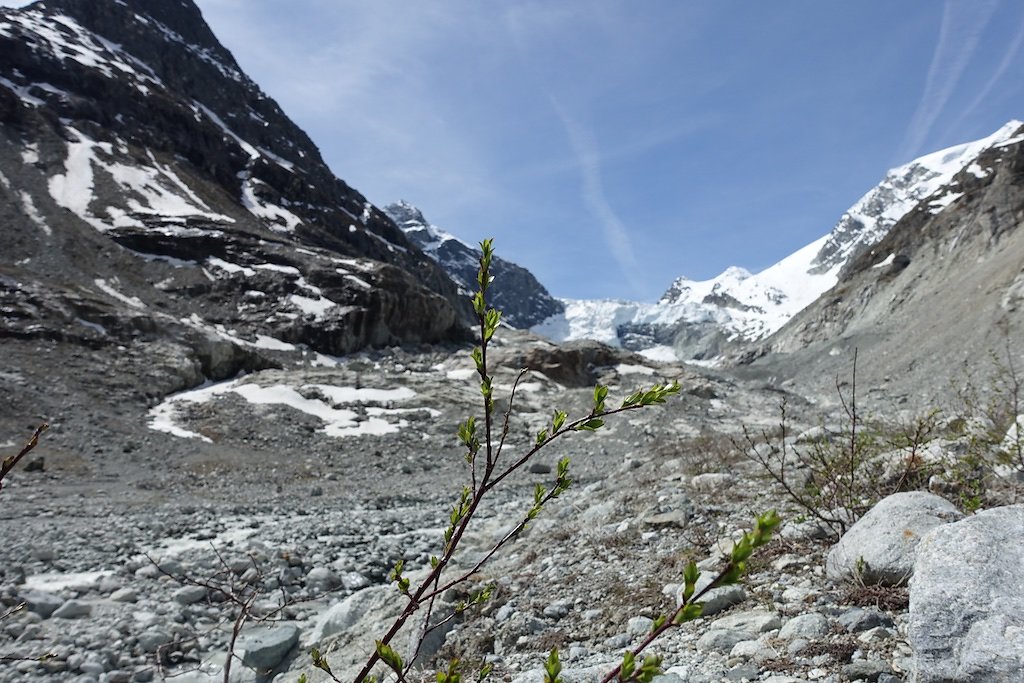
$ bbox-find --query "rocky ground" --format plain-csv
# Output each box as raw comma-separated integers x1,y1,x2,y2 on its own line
1,331,1021,683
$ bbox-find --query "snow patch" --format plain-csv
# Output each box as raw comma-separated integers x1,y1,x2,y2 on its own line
19,191,51,236
94,278,145,309
147,379,419,441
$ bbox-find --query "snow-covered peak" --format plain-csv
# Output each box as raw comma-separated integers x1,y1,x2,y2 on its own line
811,119,1023,273
535,120,1024,358
385,201,475,258
384,201,565,328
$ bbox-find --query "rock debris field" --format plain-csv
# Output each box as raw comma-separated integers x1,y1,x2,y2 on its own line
2,339,1023,683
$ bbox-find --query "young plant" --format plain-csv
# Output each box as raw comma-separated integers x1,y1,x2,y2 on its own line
312,240,682,682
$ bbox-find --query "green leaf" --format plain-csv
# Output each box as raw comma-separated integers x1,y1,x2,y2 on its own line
683,561,700,600
534,483,547,504
621,389,644,408
552,410,567,433
593,384,609,412
543,648,562,683
536,428,548,446
620,651,635,679
375,640,403,673
637,654,664,682
576,418,604,431
310,647,332,675
673,602,703,624
651,614,666,631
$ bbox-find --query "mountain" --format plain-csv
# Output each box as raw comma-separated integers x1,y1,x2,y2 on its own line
0,0,476,433
384,201,564,328
740,121,1024,408
533,121,1024,361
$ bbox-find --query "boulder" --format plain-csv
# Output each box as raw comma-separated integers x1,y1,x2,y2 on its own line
826,491,963,585
909,505,1024,682
51,600,91,619
236,623,299,670
20,590,63,618
778,612,830,639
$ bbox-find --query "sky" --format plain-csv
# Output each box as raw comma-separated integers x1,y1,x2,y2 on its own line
5,1,1024,302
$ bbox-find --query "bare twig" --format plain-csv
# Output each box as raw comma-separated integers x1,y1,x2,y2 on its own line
0,423,49,493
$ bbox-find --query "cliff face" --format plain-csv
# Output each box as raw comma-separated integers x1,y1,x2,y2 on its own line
0,0,478,369
0,0,479,439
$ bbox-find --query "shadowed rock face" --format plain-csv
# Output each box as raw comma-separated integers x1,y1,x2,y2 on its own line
0,0,476,429
385,201,565,329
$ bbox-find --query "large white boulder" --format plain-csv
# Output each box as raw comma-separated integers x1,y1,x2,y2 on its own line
826,491,963,585
909,505,1024,682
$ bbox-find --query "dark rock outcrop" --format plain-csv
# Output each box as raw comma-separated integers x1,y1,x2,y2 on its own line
0,0,473,439
386,201,563,328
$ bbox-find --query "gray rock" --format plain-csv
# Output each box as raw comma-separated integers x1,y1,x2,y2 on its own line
172,585,207,605
305,566,338,589
724,664,760,681
626,616,653,635
696,628,750,653
779,612,830,639
841,659,893,681
697,612,777,657
826,491,963,586
21,590,63,618
690,473,735,492
31,547,57,562
909,505,1024,682
109,587,138,603
838,607,894,633
543,601,570,620
340,571,371,590
652,675,686,683
730,638,779,661
52,600,91,619
237,623,299,670
710,609,782,633
604,633,632,649
137,629,174,654
780,518,834,541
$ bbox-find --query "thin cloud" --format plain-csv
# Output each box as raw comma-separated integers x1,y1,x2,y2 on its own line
943,7,1024,134
550,97,644,297
899,0,999,160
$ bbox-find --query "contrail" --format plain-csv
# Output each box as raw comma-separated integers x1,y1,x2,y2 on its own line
944,5,1024,134
550,97,645,298
899,0,998,161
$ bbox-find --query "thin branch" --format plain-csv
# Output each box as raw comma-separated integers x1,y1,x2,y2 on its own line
0,423,49,492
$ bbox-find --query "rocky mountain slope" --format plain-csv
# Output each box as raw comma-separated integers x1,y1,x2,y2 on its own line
740,122,1024,410
385,201,564,328
533,121,1024,362
0,0,475,440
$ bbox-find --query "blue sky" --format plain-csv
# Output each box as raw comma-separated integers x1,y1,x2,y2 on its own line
6,1,1024,301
